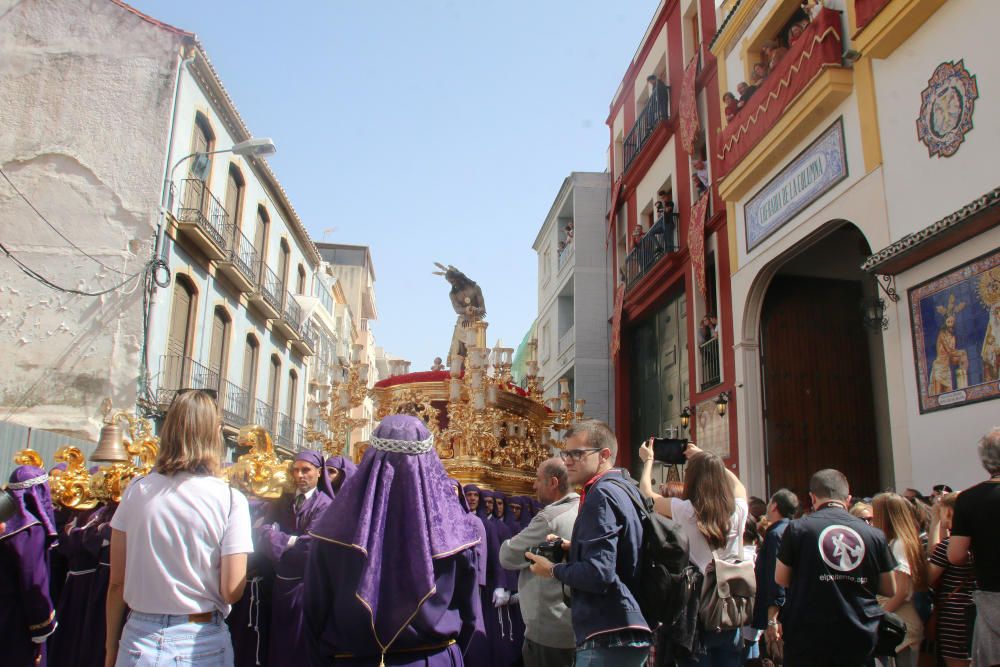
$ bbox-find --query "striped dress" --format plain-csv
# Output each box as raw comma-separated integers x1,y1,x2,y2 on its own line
929,538,976,660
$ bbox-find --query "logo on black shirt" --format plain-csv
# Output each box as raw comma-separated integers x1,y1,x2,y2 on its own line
818,525,865,572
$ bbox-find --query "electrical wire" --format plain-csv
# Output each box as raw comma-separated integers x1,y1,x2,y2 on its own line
0,166,118,272
0,241,143,296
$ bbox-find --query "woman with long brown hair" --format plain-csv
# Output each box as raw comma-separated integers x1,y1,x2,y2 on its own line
872,492,927,667
104,390,253,667
639,441,748,667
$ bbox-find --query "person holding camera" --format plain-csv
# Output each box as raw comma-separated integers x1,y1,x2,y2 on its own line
524,420,650,667
638,440,748,666
499,458,579,667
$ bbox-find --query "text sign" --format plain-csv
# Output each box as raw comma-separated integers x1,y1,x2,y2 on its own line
744,118,848,252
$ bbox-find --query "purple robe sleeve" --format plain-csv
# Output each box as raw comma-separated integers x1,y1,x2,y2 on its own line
11,526,57,642
455,547,486,655
257,523,292,563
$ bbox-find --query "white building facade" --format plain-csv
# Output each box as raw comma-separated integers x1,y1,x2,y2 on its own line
532,172,614,425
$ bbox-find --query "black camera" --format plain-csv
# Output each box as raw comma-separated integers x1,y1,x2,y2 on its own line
653,437,688,465
526,537,566,563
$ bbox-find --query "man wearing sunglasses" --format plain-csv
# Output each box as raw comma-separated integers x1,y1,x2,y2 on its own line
524,420,650,666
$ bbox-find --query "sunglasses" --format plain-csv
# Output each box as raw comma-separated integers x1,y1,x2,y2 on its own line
558,447,603,463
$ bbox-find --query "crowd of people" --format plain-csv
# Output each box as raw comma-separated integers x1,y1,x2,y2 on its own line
1,392,998,667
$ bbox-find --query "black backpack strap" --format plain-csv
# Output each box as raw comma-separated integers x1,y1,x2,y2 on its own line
606,476,652,522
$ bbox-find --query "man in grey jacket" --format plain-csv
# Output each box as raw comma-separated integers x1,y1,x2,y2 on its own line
499,457,579,667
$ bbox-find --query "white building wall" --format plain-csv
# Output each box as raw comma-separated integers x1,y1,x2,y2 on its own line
532,173,613,425
0,0,182,439
869,0,1000,491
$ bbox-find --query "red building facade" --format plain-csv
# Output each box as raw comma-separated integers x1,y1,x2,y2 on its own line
607,0,737,476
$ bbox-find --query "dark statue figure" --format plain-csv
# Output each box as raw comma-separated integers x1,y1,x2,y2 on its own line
433,263,486,361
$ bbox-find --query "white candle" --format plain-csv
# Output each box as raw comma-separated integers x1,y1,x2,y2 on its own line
449,378,461,401
473,392,486,410
487,384,498,405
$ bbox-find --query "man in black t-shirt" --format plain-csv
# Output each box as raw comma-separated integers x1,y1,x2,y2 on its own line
948,428,1000,666
775,469,896,667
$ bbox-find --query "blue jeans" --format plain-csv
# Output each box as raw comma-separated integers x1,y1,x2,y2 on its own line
115,611,234,666
676,628,743,667
575,645,649,666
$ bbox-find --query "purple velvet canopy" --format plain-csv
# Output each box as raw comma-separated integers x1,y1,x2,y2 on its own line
1,465,58,545
309,414,482,655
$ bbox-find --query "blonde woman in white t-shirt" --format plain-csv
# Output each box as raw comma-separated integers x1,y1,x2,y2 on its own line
104,390,254,667
638,442,749,667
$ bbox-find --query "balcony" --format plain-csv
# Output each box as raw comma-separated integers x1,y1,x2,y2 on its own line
700,337,721,391
557,325,575,359
852,0,947,58
220,379,251,427
558,242,574,270
172,179,230,261
275,412,306,451
217,224,260,293
249,262,283,321
273,290,303,342
623,85,670,174
254,398,275,431
716,8,851,201
156,355,219,407
293,319,317,357
625,213,679,290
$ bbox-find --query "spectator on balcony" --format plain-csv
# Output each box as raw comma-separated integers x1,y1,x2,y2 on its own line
631,224,644,250
787,21,807,48
257,451,334,667
700,314,719,344
558,240,566,255
737,81,757,106
647,73,669,106
750,62,769,87
692,160,710,196
723,92,740,122
802,0,823,22
565,221,574,244
762,40,789,75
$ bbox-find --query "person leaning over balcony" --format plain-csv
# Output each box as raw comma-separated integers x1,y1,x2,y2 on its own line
105,390,253,667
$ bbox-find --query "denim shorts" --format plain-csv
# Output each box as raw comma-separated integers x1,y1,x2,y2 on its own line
115,611,234,667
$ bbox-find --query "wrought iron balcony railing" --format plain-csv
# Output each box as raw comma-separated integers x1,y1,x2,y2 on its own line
625,213,679,290
220,378,250,427
157,355,219,406
700,337,721,391
623,86,671,174
255,399,275,432
173,179,230,251
258,263,284,315
225,223,260,286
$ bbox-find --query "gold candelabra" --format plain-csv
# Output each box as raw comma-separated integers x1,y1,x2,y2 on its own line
306,343,372,456
548,377,586,435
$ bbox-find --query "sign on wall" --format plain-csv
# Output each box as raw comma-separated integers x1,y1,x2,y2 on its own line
744,118,848,252
909,248,1000,413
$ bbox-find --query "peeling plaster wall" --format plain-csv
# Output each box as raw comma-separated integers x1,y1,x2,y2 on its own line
0,0,182,439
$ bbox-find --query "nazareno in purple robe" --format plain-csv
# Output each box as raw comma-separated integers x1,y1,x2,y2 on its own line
258,450,336,667
305,415,484,666
489,493,521,667
47,506,102,667
227,497,275,667
0,465,59,667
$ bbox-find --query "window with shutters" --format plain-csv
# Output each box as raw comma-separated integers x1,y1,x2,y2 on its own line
224,164,245,231
191,114,215,175
296,265,306,295
253,206,270,274
267,355,281,412
243,335,260,398
287,370,298,419
166,276,198,391
208,307,231,387
277,240,291,305
183,114,215,213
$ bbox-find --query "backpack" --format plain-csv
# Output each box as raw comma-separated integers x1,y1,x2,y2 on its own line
697,551,756,632
607,478,690,628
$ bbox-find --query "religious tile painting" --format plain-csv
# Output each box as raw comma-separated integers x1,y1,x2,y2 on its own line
694,397,730,458
909,248,1000,413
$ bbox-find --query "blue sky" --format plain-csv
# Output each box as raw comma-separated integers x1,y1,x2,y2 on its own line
130,1,655,367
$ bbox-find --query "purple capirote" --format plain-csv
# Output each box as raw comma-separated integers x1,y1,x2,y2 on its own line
306,414,483,661
2,465,58,544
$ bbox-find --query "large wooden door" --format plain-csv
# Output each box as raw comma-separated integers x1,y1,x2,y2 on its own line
760,276,880,499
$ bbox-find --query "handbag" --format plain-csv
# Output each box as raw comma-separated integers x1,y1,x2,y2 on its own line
698,552,756,632
875,610,907,656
